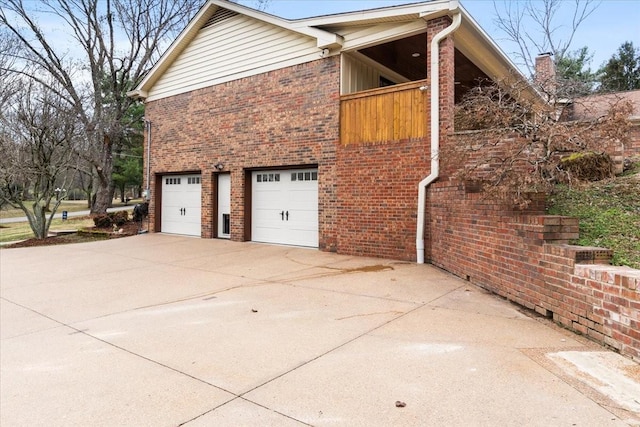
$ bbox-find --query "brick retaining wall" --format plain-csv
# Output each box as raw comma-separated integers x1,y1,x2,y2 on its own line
427,180,640,360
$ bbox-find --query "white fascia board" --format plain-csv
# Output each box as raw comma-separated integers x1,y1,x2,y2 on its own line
293,0,452,27
455,4,542,101
455,3,523,80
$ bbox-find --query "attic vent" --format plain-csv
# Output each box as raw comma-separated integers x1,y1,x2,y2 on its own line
202,9,238,28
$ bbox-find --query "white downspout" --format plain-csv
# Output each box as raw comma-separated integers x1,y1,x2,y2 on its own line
144,119,151,201
416,10,461,264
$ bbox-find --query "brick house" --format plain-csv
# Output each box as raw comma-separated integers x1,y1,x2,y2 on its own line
128,0,524,262
130,0,640,359
567,89,640,170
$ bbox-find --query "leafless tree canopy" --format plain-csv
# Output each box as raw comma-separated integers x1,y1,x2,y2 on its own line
0,0,203,213
234,0,271,11
0,81,78,238
449,76,633,208
493,0,599,77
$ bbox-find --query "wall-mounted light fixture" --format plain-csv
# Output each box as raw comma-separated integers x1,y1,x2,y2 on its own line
214,163,225,171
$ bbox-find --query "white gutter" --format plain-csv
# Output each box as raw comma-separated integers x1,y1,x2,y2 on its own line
416,10,461,264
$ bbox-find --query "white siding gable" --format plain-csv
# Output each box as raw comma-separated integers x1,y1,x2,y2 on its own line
147,10,322,101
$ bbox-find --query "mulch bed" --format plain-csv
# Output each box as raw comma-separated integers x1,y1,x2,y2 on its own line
4,221,143,249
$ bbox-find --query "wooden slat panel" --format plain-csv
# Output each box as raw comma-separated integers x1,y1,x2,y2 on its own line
392,91,401,140
340,79,428,145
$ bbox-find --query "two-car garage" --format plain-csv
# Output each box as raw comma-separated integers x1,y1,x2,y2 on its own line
159,168,318,247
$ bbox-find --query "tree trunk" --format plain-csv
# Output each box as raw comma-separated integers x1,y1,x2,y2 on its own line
90,135,115,214
92,182,114,214
25,203,47,239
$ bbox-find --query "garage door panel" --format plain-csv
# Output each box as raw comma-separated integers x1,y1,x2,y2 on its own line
252,169,318,248
161,175,201,237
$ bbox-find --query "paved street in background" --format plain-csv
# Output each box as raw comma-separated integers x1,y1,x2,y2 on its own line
0,205,133,224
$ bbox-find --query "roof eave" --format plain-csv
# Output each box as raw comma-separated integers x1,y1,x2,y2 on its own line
126,89,148,101
129,0,218,98
293,0,454,27
130,0,539,104
453,4,541,102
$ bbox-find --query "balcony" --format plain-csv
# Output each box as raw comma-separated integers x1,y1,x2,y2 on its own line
340,79,430,145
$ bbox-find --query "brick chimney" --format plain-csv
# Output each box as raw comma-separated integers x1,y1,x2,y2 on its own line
534,52,556,99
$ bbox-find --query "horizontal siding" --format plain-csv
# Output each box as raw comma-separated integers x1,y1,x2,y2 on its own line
147,14,320,101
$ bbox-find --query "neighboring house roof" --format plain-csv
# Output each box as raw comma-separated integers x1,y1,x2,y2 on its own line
569,89,640,122
128,0,523,102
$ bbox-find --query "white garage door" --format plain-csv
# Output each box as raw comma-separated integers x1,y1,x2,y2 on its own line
252,169,318,247
161,174,201,236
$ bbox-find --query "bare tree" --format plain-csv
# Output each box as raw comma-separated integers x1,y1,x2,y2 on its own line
0,27,18,109
0,0,203,213
448,76,633,208
0,81,78,238
234,0,270,11
493,0,599,77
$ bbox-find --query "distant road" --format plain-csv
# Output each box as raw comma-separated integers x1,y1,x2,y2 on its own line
0,205,133,224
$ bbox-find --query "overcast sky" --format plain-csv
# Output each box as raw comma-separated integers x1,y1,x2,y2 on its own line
240,0,640,71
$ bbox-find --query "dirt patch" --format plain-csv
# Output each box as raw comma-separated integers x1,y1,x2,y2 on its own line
4,221,142,249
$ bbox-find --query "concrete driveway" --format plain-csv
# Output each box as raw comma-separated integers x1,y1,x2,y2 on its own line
1,234,639,426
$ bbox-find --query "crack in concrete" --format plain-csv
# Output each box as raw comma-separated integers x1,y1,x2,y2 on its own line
335,310,405,320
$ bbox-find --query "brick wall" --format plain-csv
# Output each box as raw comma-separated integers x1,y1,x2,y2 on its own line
427,178,640,360
628,122,640,160
580,122,639,174
336,138,429,260
572,264,640,359
429,83,640,360
143,57,341,246
334,17,455,261
142,15,456,260
567,89,640,167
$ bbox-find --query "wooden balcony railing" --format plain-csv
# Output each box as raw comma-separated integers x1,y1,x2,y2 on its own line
340,79,429,145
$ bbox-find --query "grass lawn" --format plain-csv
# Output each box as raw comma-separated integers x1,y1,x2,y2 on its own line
1,201,89,220
0,216,96,243
0,199,142,220
547,168,640,269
